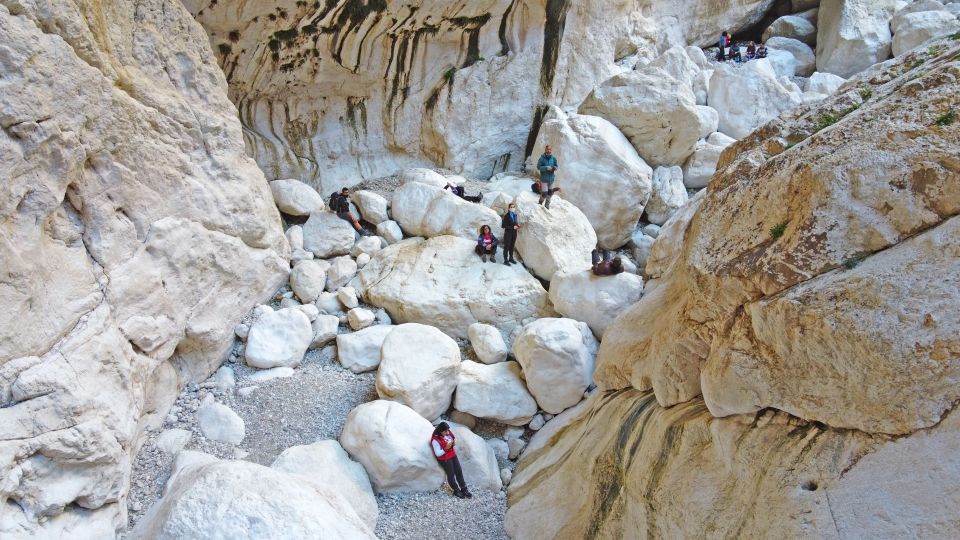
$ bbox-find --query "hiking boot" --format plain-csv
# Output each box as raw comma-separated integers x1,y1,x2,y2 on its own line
481,254,487,263
462,489,473,499
509,258,518,264
454,490,466,499
503,259,510,265
537,195,545,205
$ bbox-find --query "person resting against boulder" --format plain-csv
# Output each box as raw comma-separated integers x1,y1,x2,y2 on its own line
475,225,499,263
591,249,624,276
445,182,483,203
330,187,371,235
431,422,471,499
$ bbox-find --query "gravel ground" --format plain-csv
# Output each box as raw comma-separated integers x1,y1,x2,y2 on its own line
376,490,509,540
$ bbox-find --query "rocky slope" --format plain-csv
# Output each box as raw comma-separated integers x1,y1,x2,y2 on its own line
505,35,960,537
182,0,780,191
0,1,287,537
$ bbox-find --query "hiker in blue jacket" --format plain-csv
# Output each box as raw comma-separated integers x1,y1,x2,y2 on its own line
536,145,559,208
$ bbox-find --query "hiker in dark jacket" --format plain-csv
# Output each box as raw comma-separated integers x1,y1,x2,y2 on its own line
444,182,483,203
332,188,369,235
475,225,499,263
501,203,520,265
756,42,768,59
591,249,624,276
431,422,471,498
536,145,559,207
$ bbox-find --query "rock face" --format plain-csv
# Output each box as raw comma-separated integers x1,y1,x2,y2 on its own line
130,451,376,539
391,181,501,241
891,10,960,57
340,400,445,493
816,0,898,78
549,270,645,337
454,361,538,426
184,0,775,190
506,391,960,539
580,69,701,167
376,324,462,421
513,193,597,281
0,2,288,535
358,236,554,339
513,319,599,414
530,108,653,248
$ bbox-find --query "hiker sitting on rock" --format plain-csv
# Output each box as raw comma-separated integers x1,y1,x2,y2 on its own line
746,41,757,61
331,188,370,235
431,422,472,499
444,182,483,203
536,145,559,208
475,225,499,263
591,249,624,276
756,41,768,59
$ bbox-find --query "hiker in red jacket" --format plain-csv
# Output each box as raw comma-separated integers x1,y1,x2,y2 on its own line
431,422,472,498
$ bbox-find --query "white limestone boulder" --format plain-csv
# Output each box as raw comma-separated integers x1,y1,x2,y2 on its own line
286,225,304,251
336,325,394,373
468,323,509,364
579,68,701,167
398,168,448,188
351,236,383,258
485,174,537,200
530,108,653,249
549,270,645,337
130,452,375,539
682,133,736,189
376,220,404,244
513,193,596,280
358,236,554,339
648,45,703,90
806,72,847,95
271,440,378,529
270,179,325,216
337,287,359,309
763,14,818,45
632,233,657,272
350,190,389,225
310,314,339,349
454,361,538,426
695,106,720,139
376,324,461,421
315,291,344,315
447,423,503,490
392,181,500,241
512,319,599,414
646,166,689,225
339,400,445,493
289,260,329,303
303,212,355,258
244,307,313,369
326,256,358,292
816,0,898,78
348,308,375,331
196,401,245,445
709,60,802,139
767,37,816,77
892,10,960,57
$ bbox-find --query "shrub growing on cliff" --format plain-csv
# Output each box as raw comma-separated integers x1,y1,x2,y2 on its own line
935,111,956,126
769,222,787,239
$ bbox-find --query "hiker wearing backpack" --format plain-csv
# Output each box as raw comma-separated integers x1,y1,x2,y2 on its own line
330,188,369,235
536,145,559,208
431,422,472,499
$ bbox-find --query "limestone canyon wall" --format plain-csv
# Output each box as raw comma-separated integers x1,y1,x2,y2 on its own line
506,36,960,537
184,0,778,192
0,1,288,537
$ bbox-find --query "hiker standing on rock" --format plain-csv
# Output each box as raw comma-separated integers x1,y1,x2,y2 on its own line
536,145,560,208
331,187,370,235
431,422,472,499
501,202,520,265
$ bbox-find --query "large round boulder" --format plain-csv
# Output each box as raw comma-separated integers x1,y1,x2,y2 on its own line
336,324,394,373
302,212,355,259
391,181,500,241
708,60,801,139
549,270,645,337
513,192,596,281
244,306,313,369
512,318,599,414
270,179,325,216
376,324,461,421
468,323,509,364
454,361,538,426
339,400,444,493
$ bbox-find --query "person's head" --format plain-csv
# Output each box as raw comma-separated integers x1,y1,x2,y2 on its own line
433,422,450,437
507,203,516,213
611,257,624,273
722,31,729,37
340,187,349,195
544,145,552,155
749,41,755,46
760,41,765,47
479,225,491,235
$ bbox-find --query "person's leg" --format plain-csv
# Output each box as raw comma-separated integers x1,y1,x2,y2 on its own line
592,249,602,266
452,456,469,497
439,459,461,495
502,235,512,264
544,186,555,209
489,245,498,260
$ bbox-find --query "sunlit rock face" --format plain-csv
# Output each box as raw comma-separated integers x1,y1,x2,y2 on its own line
184,0,778,191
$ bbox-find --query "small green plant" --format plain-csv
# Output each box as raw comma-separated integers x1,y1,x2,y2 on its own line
952,31,960,41
910,58,925,69
928,45,941,57
816,113,839,131
769,222,787,239
844,258,862,270
859,88,873,101
935,110,956,126
444,67,457,81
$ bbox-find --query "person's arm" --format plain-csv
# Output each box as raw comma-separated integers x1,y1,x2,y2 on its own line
501,214,509,229
432,439,445,457
491,235,499,247
551,156,558,171
537,155,548,174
